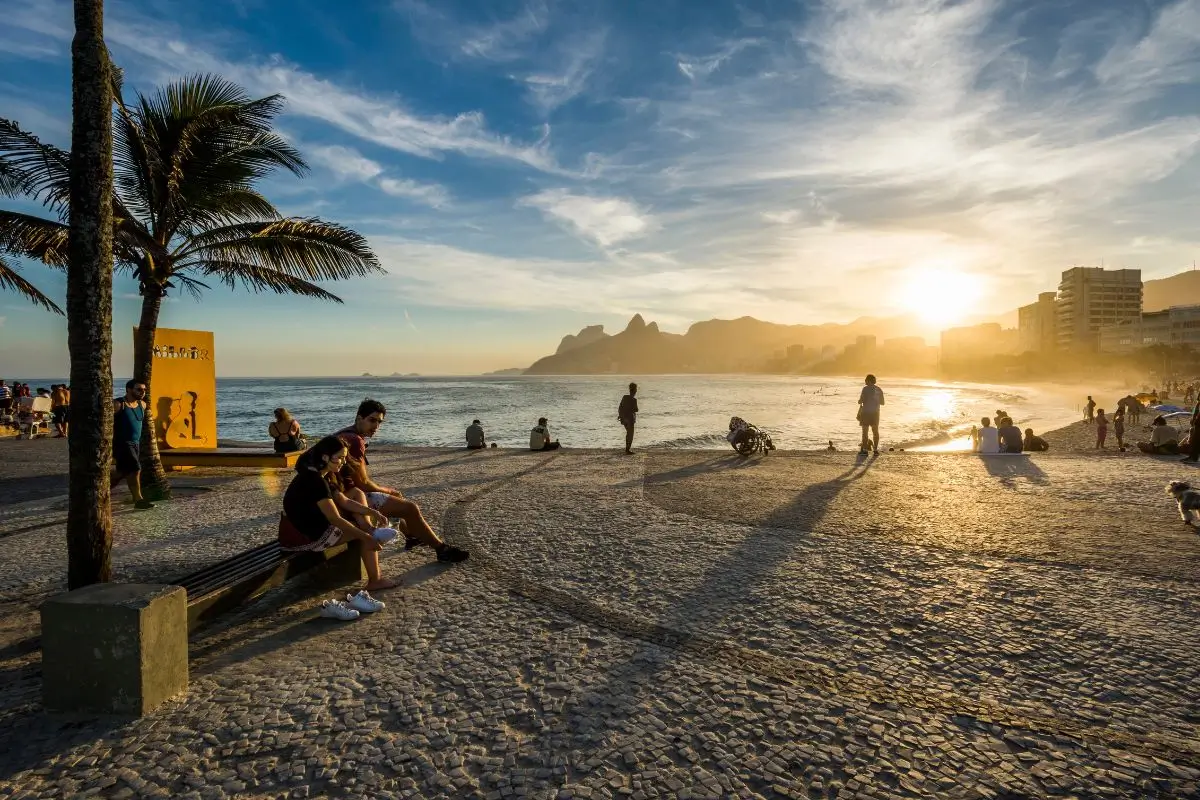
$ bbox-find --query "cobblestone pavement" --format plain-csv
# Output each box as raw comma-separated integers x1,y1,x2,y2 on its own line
0,445,1197,799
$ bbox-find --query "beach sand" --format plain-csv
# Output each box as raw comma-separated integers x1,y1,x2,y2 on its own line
0,437,1197,798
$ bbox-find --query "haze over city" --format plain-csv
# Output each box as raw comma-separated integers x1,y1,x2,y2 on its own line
2,0,1199,375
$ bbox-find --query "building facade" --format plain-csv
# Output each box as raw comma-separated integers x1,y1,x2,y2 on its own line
1098,305,1200,354
1018,291,1058,353
940,323,1019,364
1055,267,1142,350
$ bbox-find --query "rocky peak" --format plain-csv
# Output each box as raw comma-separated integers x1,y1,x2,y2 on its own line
555,324,609,355
624,314,647,333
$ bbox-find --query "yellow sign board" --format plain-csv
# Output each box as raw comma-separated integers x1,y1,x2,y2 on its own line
133,328,217,450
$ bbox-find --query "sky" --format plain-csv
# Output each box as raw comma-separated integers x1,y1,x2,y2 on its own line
1,0,1199,376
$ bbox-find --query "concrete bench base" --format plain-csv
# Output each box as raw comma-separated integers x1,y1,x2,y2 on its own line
161,447,303,471
41,583,188,716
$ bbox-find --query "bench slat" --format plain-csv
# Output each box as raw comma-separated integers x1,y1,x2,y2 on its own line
182,550,288,597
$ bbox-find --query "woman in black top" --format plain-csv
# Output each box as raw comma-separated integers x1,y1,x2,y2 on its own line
280,436,401,591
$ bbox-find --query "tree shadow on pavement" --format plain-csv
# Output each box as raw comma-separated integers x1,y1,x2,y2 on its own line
980,455,1049,487
568,455,878,758
0,474,69,506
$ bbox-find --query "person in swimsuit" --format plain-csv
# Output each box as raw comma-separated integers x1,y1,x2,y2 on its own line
269,407,305,453
111,379,154,509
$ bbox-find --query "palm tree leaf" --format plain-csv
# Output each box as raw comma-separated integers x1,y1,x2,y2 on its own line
176,217,382,281
0,210,70,266
172,272,210,301
0,253,63,313
191,259,345,302
175,187,280,235
0,118,71,215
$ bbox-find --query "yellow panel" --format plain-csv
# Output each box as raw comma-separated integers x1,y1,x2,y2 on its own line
134,328,217,451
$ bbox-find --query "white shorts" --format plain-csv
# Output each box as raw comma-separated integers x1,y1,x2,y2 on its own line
367,492,390,510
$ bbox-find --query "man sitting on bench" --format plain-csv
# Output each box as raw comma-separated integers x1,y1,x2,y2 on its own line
337,399,469,563
280,435,400,593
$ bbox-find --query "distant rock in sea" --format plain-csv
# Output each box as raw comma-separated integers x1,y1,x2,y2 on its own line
362,372,373,377
485,367,526,376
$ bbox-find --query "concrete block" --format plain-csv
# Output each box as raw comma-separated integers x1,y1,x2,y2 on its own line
41,583,188,716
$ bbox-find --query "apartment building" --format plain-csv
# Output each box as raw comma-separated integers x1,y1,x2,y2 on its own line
1056,267,1142,350
1018,291,1058,353
1098,305,1200,354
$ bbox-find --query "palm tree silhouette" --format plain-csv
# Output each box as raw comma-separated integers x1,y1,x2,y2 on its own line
0,73,383,498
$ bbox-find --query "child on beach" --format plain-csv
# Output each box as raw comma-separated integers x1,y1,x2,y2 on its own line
1095,410,1108,448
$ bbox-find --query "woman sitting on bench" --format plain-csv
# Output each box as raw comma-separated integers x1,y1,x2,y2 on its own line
279,435,403,591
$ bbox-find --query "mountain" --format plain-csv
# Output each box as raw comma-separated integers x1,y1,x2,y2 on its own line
525,313,935,375
555,324,610,354
1143,270,1200,312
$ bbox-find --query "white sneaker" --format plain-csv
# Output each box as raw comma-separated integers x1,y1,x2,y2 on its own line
320,599,360,620
346,590,385,614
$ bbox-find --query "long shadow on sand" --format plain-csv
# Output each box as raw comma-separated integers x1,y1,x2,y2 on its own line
566,453,878,767
980,454,1049,487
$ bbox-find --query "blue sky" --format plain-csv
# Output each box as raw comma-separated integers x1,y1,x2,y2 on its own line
1,0,1199,375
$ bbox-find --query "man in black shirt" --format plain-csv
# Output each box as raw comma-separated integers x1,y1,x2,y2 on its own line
618,382,639,454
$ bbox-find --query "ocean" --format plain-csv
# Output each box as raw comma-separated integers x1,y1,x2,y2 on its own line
209,375,1083,451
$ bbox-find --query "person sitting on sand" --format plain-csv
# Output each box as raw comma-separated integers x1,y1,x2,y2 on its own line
1095,409,1108,449
977,417,1000,454
529,417,561,451
269,407,305,453
1023,428,1049,452
997,416,1023,453
278,435,399,596
1137,416,1180,455
336,399,469,563
466,419,486,450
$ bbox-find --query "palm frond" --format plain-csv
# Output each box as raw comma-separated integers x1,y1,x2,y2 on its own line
172,272,210,301
0,253,62,313
191,259,345,302
176,217,382,281
0,210,70,267
0,118,71,215
174,187,280,237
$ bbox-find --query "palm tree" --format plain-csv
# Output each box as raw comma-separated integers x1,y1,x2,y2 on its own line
0,74,383,499
0,161,62,313
65,0,115,588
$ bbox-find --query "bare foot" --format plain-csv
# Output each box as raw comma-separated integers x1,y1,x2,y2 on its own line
365,577,403,591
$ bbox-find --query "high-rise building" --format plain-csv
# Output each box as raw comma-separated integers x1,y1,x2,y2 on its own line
1018,291,1058,353
1055,267,1142,350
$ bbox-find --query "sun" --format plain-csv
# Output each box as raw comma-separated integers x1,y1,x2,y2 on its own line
898,268,985,328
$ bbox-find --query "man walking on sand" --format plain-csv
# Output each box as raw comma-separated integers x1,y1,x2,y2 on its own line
1084,396,1096,423
111,380,155,509
336,399,468,563
619,382,639,454
857,374,884,455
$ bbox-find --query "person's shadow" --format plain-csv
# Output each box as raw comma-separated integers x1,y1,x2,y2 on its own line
979,454,1049,487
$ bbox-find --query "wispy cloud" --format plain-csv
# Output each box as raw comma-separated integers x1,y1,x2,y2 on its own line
519,190,654,247
676,38,760,80
519,29,607,113
378,177,450,209
307,144,384,182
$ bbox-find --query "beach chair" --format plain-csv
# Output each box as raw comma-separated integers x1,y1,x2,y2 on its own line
16,396,52,439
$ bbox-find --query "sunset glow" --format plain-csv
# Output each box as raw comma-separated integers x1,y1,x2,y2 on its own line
898,269,985,328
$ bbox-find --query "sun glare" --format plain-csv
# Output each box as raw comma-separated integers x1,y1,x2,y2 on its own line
898,268,985,328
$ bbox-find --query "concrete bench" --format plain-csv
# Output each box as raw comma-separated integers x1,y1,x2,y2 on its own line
41,538,364,716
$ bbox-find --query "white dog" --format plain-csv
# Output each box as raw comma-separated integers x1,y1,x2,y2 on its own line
1166,480,1200,525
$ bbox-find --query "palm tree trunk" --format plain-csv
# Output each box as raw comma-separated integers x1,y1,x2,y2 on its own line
65,0,114,588
134,290,172,501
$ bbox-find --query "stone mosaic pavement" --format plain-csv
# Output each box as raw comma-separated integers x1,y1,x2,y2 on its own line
0,439,1198,799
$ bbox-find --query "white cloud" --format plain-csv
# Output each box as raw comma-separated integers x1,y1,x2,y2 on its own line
519,190,654,247
307,144,384,182
378,177,450,209
677,38,760,80
520,29,607,113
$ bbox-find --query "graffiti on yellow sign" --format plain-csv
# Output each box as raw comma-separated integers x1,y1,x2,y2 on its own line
134,327,217,450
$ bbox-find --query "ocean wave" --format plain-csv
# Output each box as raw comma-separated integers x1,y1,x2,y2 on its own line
653,432,735,449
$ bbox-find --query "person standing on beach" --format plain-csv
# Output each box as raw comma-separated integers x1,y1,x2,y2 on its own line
336,399,469,563
1183,401,1200,463
51,384,69,438
1113,407,1126,450
1095,409,1108,448
1084,396,1096,423
857,374,884,454
111,380,154,509
618,383,639,454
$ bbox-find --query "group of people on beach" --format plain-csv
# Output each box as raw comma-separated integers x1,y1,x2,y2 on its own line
462,382,641,453
0,379,70,438
969,413,1048,454
1080,390,1200,461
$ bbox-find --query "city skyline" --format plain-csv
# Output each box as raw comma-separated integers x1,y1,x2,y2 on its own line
1,0,1199,376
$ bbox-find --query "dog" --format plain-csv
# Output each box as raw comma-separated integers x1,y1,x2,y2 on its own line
1166,480,1200,525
